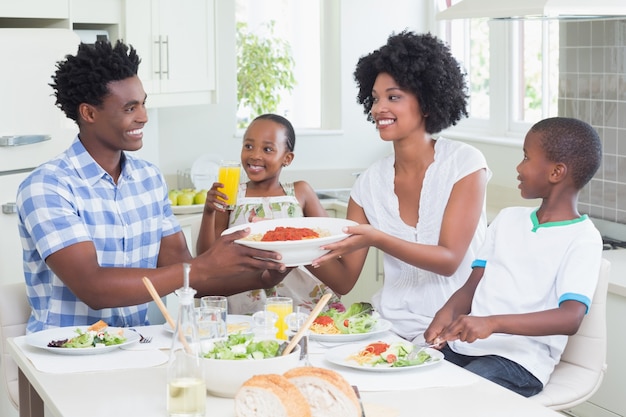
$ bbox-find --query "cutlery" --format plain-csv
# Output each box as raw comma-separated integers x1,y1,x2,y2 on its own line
408,341,441,360
279,293,332,356
129,328,152,343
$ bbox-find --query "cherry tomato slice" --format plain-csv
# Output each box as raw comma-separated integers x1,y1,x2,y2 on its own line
385,354,397,363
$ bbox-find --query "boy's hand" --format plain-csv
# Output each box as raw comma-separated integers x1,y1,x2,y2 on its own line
440,315,495,343
424,308,454,345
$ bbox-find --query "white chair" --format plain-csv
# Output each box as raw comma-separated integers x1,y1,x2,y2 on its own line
531,257,610,410
0,282,31,410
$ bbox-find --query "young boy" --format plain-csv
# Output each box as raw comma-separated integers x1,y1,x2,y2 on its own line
424,117,603,397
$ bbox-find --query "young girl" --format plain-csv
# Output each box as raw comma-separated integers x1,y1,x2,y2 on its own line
196,113,344,314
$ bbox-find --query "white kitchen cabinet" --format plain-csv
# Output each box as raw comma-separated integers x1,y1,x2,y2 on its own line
124,0,216,107
0,0,68,19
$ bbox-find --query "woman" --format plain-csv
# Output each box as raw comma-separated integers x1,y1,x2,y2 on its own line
310,31,491,341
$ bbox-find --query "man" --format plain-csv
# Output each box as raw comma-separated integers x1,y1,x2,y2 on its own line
17,40,287,332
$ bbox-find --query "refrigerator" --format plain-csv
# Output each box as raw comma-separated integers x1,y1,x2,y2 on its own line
0,28,80,417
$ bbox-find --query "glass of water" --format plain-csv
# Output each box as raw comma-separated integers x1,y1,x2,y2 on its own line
200,296,227,337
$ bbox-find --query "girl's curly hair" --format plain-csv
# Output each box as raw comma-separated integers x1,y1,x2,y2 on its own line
50,40,141,124
353,31,468,134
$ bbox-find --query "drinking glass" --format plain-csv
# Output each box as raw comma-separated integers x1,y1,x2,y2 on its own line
251,310,278,339
265,297,293,340
286,308,310,365
217,161,241,210
200,296,227,337
195,307,223,344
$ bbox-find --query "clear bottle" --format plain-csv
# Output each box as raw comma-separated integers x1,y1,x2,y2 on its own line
167,263,206,417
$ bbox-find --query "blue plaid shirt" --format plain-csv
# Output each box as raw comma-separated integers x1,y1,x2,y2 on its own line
17,137,181,333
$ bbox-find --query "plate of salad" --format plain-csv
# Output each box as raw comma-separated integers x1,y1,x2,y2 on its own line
325,340,443,372
309,302,392,342
25,325,139,355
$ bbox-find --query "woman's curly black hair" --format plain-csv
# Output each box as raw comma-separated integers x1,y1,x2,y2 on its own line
50,40,141,124
353,31,468,134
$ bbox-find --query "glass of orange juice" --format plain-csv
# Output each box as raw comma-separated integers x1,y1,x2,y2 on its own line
217,161,241,210
265,297,293,340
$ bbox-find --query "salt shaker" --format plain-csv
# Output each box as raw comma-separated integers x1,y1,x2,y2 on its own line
167,263,206,417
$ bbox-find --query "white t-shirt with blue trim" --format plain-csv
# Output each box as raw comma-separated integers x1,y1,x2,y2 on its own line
449,206,602,385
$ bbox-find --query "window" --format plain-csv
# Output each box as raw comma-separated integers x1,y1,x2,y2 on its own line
235,0,339,130
437,1,560,139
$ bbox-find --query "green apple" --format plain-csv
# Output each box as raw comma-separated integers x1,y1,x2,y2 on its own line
177,191,195,206
194,190,208,205
168,189,181,206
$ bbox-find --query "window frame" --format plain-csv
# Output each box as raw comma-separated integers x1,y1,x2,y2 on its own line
235,0,341,132
435,13,558,144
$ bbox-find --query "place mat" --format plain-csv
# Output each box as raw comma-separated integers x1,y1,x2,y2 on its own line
14,335,168,374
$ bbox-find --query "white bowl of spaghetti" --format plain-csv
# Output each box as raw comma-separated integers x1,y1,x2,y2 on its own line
222,217,357,267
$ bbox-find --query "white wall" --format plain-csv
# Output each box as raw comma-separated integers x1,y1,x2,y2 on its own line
154,0,431,186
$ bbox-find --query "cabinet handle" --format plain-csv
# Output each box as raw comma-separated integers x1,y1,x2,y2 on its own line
0,135,51,147
162,36,169,79
2,202,17,215
154,36,162,77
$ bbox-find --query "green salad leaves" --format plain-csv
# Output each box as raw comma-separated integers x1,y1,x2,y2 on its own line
317,302,378,334
48,328,127,348
203,333,281,360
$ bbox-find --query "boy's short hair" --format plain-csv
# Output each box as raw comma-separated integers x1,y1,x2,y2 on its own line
530,117,602,189
50,40,141,123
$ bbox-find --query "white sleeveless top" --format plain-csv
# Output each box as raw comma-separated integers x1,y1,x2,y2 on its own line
352,137,490,340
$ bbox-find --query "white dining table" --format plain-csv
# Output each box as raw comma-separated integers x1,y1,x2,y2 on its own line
8,324,564,417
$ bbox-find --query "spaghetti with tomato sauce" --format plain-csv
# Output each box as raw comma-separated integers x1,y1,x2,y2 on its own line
261,226,320,241
347,341,391,365
243,226,331,242
309,315,341,335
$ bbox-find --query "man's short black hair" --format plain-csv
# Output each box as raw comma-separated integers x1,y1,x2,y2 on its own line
50,40,141,123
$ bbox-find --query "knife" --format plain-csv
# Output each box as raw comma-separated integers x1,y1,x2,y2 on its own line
352,385,366,417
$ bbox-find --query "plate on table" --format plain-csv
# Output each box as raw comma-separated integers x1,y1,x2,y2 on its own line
171,204,205,215
309,318,392,343
325,342,443,372
222,217,357,267
25,326,140,355
163,314,254,334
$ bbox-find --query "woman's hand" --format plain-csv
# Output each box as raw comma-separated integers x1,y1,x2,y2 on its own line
311,223,375,266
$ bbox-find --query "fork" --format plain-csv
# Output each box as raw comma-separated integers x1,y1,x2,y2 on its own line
129,328,152,343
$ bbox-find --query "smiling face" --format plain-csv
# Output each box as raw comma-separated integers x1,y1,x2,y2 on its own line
85,75,148,154
241,118,294,183
516,131,555,199
370,72,425,141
